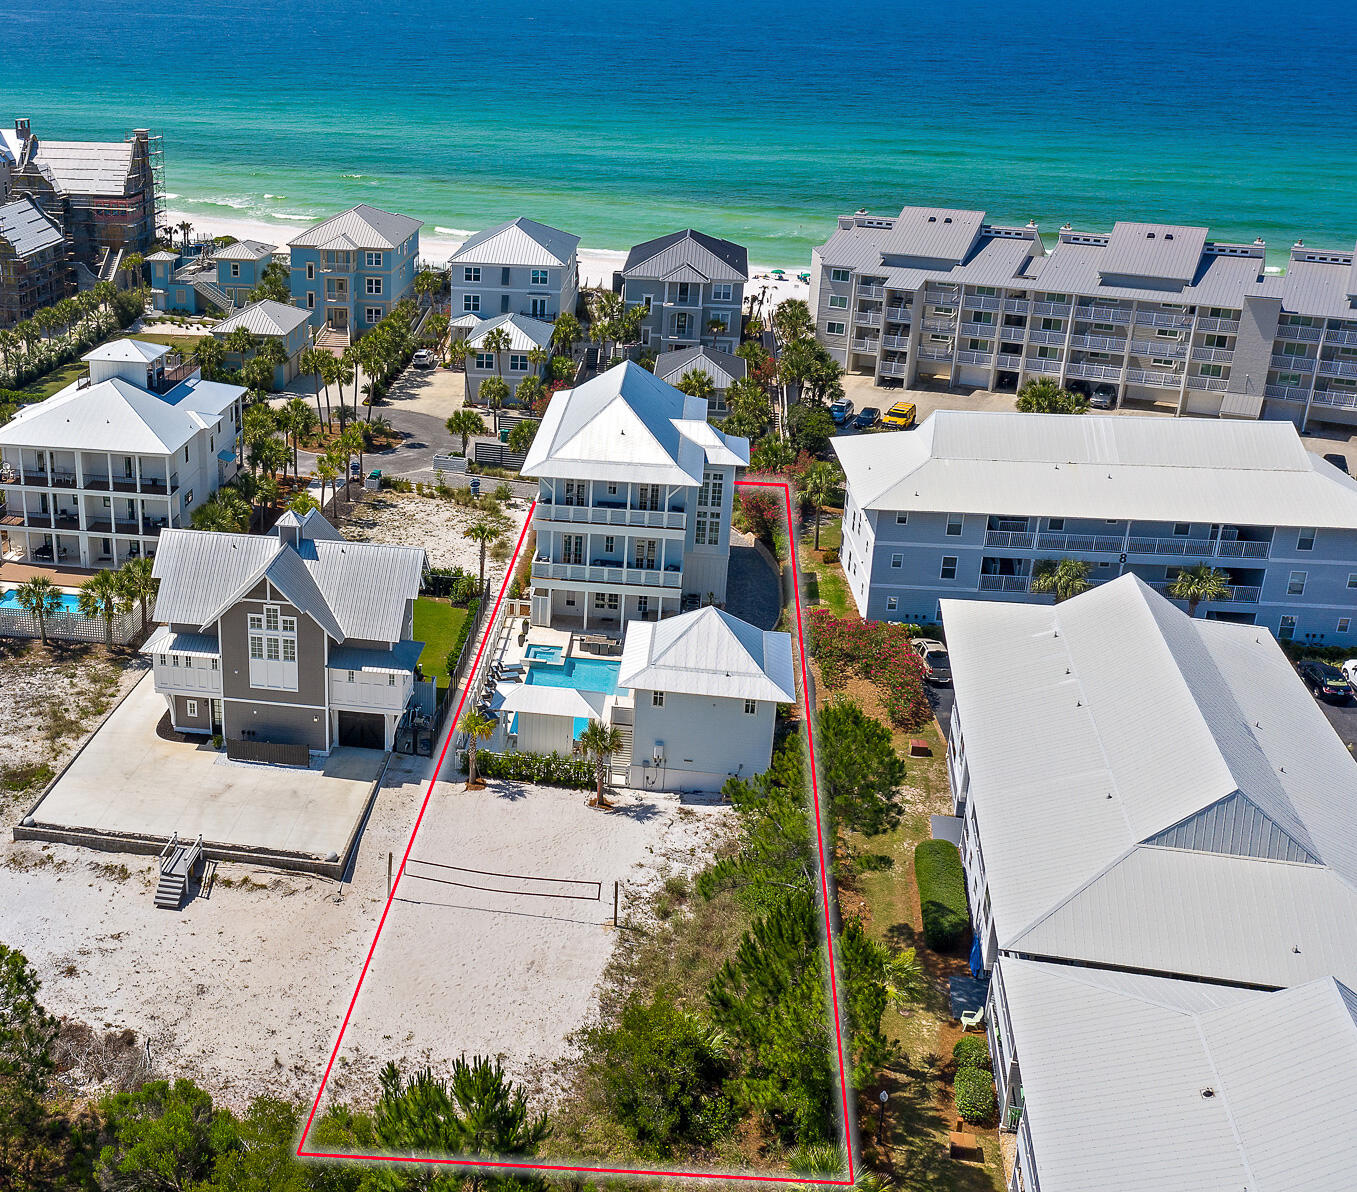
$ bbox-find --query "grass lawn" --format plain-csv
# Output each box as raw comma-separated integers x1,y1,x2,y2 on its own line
412,597,467,689
13,333,202,402
798,515,853,617
130,332,206,356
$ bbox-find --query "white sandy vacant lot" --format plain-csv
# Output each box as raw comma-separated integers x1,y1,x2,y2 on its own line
319,779,729,1108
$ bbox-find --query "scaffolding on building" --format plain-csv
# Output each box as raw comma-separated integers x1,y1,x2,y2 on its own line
139,129,168,244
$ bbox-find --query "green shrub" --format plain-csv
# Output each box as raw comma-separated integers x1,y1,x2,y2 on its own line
460,749,592,788
952,1034,991,1073
954,1066,996,1125
914,840,968,951
443,598,480,681
821,547,839,564
493,482,514,501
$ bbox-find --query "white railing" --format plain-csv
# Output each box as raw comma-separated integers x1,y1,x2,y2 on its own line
1073,304,1131,324
978,574,1031,592
885,305,911,322
0,603,146,644
956,349,993,365
1024,357,1062,374
1276,323,1322,342
1325,329,1357,347
857,284,885,299
1026,329,1067,345
535,503,685,530
1002,298,1030,313
1271,354,1315,371
1318,358,1357,379
882,333,910,350
1154,582,1261,604
1037,532,1125,553
1128,536,1268,559
1032,300,1073,317
997,353,1022,369
532,560,683,588
1134,310,1193,330
923,316,955,333
1192,347,1235,363
856,310,882,327
851,338,878,353
1131,339,1186,359
1071,333,1126,352
925,286,960,302
1186,375,1230,392
1196,316,1240,333
1311,388,1357,410
959,321,997,337
1065,361,1122,380
878,360,909,377
1264,384,1309,402
1126,368,1181,388
916,345,953,361
964,296,1001,312
1215,538,1271,558
984,530,1034,548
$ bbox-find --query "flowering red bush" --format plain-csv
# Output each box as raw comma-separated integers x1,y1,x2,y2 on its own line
735,488,785,545
807,608,931,731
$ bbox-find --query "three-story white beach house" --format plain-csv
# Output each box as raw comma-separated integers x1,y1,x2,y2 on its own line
812,204,1357,428
0,339,243,568
833,409,1357,647
520,361,749,629
447,217,580,323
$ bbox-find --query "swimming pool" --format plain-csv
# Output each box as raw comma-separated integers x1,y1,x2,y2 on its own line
525,656,621,695
0,588,81,613
524,643,564,664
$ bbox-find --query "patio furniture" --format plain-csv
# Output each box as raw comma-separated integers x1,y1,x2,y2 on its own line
959,1004,985,1031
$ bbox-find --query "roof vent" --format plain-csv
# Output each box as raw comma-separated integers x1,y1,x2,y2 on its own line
1201,1088,1215,1099
927,216,936,223
1165,233,1175,241
1147,232,1156,239
944,217,952,224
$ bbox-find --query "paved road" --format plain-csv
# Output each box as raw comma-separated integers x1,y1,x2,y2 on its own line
1318,699,1357,752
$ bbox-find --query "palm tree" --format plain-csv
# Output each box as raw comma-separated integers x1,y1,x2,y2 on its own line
117,555,159,627
1016,377,1088,414
514,375,545,414
799,460,842,550
177,220,194,250
447,337,470,373
120,252,144,292
316,455,340,514
299,345,328,430
463,521,497,590
78,569,130,645
279,395,317,476
459,709,496,787
551,312,581,356
577,719,622,809
241,403,278,473
526,345,549,376
1030,557,1092,603
481,326,512,380
446,409,487,455
194,334,225,381
190,487,251,532
675,367,715,410
1170,563,1232,616
15,576,62,646
288,490,320,516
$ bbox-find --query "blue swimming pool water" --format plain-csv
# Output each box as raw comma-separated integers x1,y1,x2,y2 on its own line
0,588,80,613
524,644,563,663
525,657,621,696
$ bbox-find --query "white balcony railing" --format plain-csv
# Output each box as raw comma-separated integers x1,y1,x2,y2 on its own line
1154,582,1261,604
1065,361,1122,380
1265,384,1310,403
996,353,1023,369
1002,298,1030,314
956,349,993,366
532,560,683,588
1196,316,1240,333
1074,303,1132,324
1037,532,1126,553
1325,329,1357,347
984,530,1034,549
1192,346,1235,363
1024,357,1062,375
856,309,882,327
1271,354,1315,372
534,503,686,531
885,305,912,323
917,345,953,362
979,574,1031,592
881,333,910,350
1032,300,1073,318
1311,388,1357,410
964,295,1001,312
1134,310,1193,330
959,321,998,337
1071,333,1127,352
923,316,955,333
1126,367,1181,388
1026,329,1067,346
1186,375,1230,392
1318,358,1357,379
878,360,909,377
1276,323,1323,342
857,284,885,299
1131,339,1186,359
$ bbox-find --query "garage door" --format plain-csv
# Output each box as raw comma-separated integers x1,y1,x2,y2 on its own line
337,711,385,749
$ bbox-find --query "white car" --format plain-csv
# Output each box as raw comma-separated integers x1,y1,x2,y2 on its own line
1343,659,1357,686
411,348,437,369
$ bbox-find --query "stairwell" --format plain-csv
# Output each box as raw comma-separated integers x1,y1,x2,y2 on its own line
98,247,125,285
154,833,203,910
315,325,350,352
191,275,236,311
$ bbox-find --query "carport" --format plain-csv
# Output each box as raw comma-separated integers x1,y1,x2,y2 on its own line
336,710,386,749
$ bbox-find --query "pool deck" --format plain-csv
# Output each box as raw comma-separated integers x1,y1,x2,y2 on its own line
0,561,97,588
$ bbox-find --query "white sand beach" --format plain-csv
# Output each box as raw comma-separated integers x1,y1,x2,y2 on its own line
164,208,811,309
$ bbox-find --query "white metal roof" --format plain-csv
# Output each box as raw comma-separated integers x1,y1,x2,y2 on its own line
288,204,422,251
521,361,748,485
213,239,274,261
495,682,604,720
466,312,554,352
879,205,986,262
84,338,169,363
140,627,220,657
213,299,311,338
1099,221,1210,283
833,410,1357,529
618,607,795,703
1000,959,1357,1192
943,574,1357,989
447,217,579,267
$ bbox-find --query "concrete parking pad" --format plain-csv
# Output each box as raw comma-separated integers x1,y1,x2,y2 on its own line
27,673,383,860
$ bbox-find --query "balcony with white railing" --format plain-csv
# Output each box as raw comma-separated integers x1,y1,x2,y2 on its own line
923,316,956,333
1186,375,1230,392
534,501,686,531
1325,329,1357,347
1002,298,1030,313
1311,388,1357,410
878,359,909,377
1271,354,1315,372
984,530,1034,549
1134,310,1192,330
1152,582,1261,605
885,305,912,323
1023,356,1062,375
1265,383,1310,403
1031,300,1073,318
1196,316,1240,333
978,574,1032,593
1276,323,1323,342
1073,303,1132,324
956,349,993,366
1127,534,1269,559
851,338,879,353
1192,346,1236,363
964,295,1001,312
1130,339,1186,359
1065,361,1122,380
1318,358,1357,379
996,353,1022,369
857,284,885,299
925,286,960,302
856,309,883,327
1126,368,1181,388
917,345,954,362
531,559,683,588
959,321,997,338
882,333,910,350
1037,531,1126,553
1071,332,1126,352
1025,328,1066,346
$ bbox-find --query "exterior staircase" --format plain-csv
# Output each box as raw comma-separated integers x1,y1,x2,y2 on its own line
315,325,350,353
190,275,236,312
611,723,634,785
154,833,204,910
98,247,125,284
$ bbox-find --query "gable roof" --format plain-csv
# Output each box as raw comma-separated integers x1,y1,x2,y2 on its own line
152,519,425,645
1000,960,1357,1192
942,574,1357,989
84,338,169,364
1100,220,1210,283
622,229,748,284
832,409,1357,529
448,217,579,267
879,205,986,263
0,196,64,256
466,312,554,352
619,607,795,703
31,140,135,195
654,345,747,389
213,239,274,261
521,361,748,485
288,204,423,251
213,299,311,338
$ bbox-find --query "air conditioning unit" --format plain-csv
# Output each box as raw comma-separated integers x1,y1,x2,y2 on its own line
652,742,665,765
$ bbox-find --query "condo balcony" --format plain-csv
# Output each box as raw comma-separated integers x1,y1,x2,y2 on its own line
878,360,909,377
1026,329,1067,346
1271,354,1316,372
1133,310,1193,331
857,284,885,299
1151,581,1260,604
956,349,993,366
959,320,998,338
1310,388,1357,410
1276,324,1323,343
533,499,686,531
881,333,910,350
851,337,879,353
963,295,1001,312
1071,332,1127,352
922,316,955,334
531,559,683,588
1191,347,1236,364
1002,298,1030,314
1195,316,1240,334
1023,357,1062,375
1264,384,1309,403
885,304,912,323
983,527,1271,560
856,309,883,328
1126,367,1181,388
1073,303,1132,324
917,345,953,362
1326,329,1357,347
1031,300,1074,318
1064,361,1122,381
1318,358,1357,379
1131,339,1187,359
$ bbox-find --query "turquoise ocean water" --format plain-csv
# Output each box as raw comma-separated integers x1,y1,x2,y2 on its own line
1,0,1353,268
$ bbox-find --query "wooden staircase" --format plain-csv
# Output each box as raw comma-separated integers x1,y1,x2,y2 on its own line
154,832,204,910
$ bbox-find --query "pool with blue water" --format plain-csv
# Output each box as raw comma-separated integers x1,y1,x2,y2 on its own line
524,655,621,695
0,588,81,613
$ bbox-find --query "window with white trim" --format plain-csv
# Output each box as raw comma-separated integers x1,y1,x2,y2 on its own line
826,321,846,336
1287,571,1306,595
1297,527,1315,551
698,469,724,509
712,283,733,303
946,513,964,536
365,251,383,267
744,698,757,714
509,353,528,372
1278,615,1296,641
886,596,899,611
1339,618,1351,633
186,700,198,718
475,353,494,370
366,307,382,325
464,267,481,282
306,262,315,281
651,690,664,707
530,269,549,286
464,294,480,312
828,295,848,309
896,512,908,524
830,268,851,283
365,276,383,295
940,556,958,580
247,604,298,690
891,552,903,568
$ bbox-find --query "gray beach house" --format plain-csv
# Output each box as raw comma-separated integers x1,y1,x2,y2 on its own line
617,230,748,354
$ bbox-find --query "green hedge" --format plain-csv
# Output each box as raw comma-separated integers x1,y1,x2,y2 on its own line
914,839,968,951
952,1034,991,1073
954,1066,997,1125
444,598,480,682
460,749,592,788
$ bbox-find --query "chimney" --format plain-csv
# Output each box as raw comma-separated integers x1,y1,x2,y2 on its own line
15,117,30,139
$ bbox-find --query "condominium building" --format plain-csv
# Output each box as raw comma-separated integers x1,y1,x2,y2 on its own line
617,230,747,354
520,361,749,629
0,196,68,325
942,575,1357,1187
833,409,1357,646
0,339,244,567
447,217,579,322
812,204,1357,428
288,205,422,339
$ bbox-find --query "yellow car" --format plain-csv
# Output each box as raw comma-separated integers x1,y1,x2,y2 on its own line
881,400,917,429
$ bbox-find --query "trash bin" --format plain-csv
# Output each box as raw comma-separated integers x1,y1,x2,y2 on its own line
499,429,511,444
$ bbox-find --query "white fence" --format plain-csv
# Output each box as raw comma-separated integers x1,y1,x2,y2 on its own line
0,601,147,644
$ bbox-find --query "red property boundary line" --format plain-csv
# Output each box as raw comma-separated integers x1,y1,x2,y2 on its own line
296,481,858,1186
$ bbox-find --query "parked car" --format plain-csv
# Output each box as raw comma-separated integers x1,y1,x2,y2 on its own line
1090,383,1118,409
1323,452,1350,476
411,349,437,369
1297,659,1353,704
1067,379,1092,397
911,637,952,685
881,400,917,429
830,398,856,426
854,406,881,429
1342,659,1357,686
